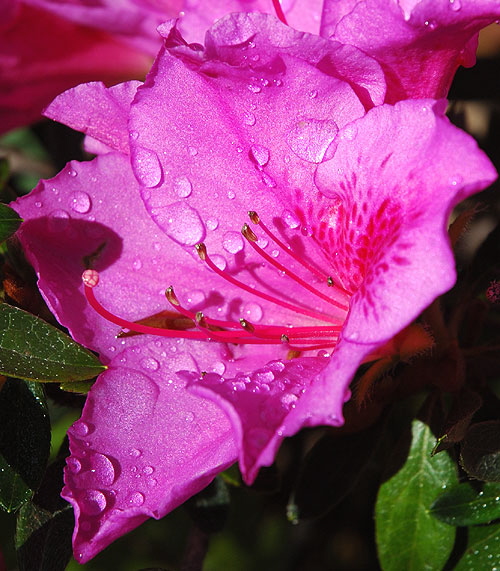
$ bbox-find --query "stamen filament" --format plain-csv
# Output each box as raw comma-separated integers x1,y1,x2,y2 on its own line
249,211,353,297
271,0,288,25
196,243,341,324
242,224,349,313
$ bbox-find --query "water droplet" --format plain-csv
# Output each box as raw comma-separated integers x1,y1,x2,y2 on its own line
129,448,142,458
449,0,461,11
130,130,139,140
173,175,193,198
48,209,70,232
261,173,276,187
188,146,198,156
184,411,195,422
250,145,270,167
157,201,205,246
67,457,82,474
143,466,155,475
341,124,358,141
70,191,92,214
309,90,318,99
247,84,262,93
282,209,300,229
133,146,163,188
72,420,90,437
34,201,42,208
223,231,244,254
424,19,437,30
210,254,227,271
227,190,236,200
242,302,263,322
271,249,279,258
141,357,160,371
67,168,78,178
268,360,285,372
206,218,219,231
148,478,158,487
281,393,298,407
80,489,107,515
243,111,256,126
132,257,142,271
127,491,145,506
287,118,338,163
89,452,116,486
212,361,226,375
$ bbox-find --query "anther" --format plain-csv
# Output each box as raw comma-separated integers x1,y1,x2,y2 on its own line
242,223,258,242
195,312,208,328
195,243,207,260
240,318,255,333
281,334,290,343
248,211,260,224
327,277,335,287
165,286,180,306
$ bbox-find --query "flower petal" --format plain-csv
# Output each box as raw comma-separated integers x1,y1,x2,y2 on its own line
63,339,236,563
315,99,497,344
322,0,500,101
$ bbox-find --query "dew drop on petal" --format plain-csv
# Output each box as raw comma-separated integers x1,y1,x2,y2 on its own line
130,130,139,141
129,448,142,458
282,209,300,229
184,411,195,422
212,361,226,375
72,420,90,437
261,173,276,187
227,190,236,200
141,357,160,371
243,111,256,126
449,0,461,11
287,118,339,163
132,258,142,271
127,492,145,506
242,302,263,322
80,489,107,515
188,146,198,156
156,201,205,246
173,175,193,198
210,254,227,271
70,191,92,214
143,466,155,475
206,218,219,231
250,145,270,167
223,231,244,254
67,168,78,178
133,146,163,188
89,452,116,486
67,457,82,474
48,210,70,232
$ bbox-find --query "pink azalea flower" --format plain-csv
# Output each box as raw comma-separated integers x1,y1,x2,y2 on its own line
13,13,496,563
0,0,322,133
321,0,500,102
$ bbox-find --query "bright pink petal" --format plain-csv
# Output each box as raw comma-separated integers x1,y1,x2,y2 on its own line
322,0,500,101
44,81,141,155
63,339,236,564
316,99,497,344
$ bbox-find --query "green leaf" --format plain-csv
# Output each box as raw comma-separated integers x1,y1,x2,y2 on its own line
461,421,500,482
0,304,105,382
0,203,22,244
430,483,500,526
0,380,50,512
454,522,500,570
16,450,74,571
375,419,457,571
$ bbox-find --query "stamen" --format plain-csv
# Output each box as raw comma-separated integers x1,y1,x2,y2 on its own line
249,211,352,297
196,242,341,324
242,224,349,313
271,0,288,25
